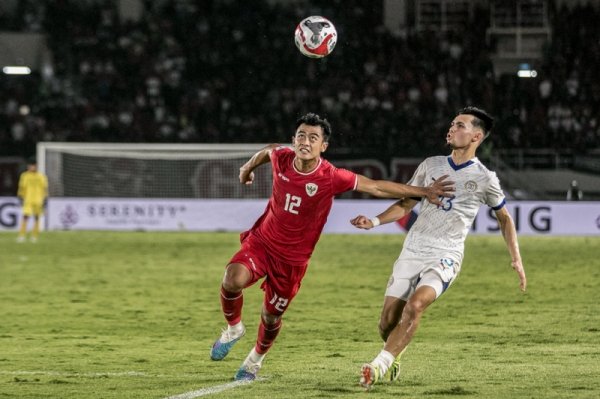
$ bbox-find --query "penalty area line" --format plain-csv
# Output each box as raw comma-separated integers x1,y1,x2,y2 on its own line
163,379,260,399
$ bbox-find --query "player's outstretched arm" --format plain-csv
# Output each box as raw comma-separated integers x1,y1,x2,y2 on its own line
239,144,279,184
495,206,527,292
355,175,454,205
350,198,418,229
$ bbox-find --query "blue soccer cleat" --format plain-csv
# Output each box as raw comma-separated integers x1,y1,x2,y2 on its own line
234,367,258,381
234,352,262,381
210,324,245,361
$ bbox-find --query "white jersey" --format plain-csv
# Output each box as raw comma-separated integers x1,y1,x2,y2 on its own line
403,156,506,262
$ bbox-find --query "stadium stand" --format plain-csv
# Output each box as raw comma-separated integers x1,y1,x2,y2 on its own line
1,0,599,198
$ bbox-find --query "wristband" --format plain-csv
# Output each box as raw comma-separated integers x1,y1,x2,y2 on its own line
370,217,381,227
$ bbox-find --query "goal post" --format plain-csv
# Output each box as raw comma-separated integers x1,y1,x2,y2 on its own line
37,142,273,199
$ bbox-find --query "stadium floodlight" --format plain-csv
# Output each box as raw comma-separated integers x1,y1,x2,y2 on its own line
2,66,32,75
517,69,537,78
517,63,537,78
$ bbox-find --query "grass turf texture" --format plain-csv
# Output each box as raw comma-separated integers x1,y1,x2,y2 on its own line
0,232,599,398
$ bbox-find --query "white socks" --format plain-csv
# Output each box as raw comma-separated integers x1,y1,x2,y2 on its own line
228,321,245,337
371,349,395,375
247,347,265,365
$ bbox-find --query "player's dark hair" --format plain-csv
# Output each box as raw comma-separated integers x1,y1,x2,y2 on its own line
458,106,494,139
296,113,332,142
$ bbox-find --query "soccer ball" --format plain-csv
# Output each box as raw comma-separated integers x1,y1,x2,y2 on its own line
294,16,337,58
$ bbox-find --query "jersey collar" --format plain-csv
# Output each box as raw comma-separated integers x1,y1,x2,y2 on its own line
447,156,477,171
293,156,322,175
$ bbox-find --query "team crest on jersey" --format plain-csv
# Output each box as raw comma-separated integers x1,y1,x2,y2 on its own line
305,183,318,197
464,180,478,192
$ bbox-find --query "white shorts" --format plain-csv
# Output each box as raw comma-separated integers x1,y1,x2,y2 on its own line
384,249,461,301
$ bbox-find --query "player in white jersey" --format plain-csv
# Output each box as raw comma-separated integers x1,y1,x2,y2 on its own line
351,107,527,390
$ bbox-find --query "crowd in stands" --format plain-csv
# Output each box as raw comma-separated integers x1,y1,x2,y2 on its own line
1,0,599,159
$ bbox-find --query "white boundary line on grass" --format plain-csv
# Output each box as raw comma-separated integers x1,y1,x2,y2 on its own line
163,379,254,399
0,370,189,378
1,370,259,398
0,370,153,377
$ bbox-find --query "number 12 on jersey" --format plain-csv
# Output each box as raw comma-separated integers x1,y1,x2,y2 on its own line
284,193,301,214
269,293,289,312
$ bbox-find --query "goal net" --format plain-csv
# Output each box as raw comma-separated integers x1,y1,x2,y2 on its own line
37,143,273,198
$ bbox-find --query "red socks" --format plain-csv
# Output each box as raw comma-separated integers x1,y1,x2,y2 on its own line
255,318,282,355
220,286,243,325
221,286,283,355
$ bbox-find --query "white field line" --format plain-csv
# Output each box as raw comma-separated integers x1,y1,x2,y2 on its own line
0,370,193,378
163,379,255,399
2,370,260,398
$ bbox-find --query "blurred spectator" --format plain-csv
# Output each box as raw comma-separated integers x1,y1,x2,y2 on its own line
0,0,598,158
566,179,583,201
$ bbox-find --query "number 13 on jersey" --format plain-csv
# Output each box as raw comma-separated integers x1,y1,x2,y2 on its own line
437,195,455,211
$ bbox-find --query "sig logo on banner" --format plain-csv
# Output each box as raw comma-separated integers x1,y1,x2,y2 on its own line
0,198,20,230
473,205,552,233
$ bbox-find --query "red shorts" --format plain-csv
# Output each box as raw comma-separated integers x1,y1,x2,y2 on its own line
229,232,308,315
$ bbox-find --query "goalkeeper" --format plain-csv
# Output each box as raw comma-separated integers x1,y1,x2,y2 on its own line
17,159,48,243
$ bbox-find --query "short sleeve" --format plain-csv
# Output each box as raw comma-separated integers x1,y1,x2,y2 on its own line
485,172,506,210
407,161,427,187
332,167,357,195
271,145,290,164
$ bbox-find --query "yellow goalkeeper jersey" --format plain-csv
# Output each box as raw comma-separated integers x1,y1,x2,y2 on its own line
18,171,48,204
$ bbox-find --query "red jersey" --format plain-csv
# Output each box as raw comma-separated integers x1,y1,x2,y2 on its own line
247,146,357,266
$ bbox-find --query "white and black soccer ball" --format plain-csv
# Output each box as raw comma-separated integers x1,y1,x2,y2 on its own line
294,16,337,58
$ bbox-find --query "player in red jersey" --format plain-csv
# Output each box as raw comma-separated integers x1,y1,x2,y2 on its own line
210,113,454,380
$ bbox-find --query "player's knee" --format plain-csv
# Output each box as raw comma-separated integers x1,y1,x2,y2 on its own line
404,298,428,318
222,263,249,292
261,308,281,326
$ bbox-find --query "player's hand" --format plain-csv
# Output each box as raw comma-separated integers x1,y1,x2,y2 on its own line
239,167,255,185
425,175,455,205
350,215,373,230
511,259,527,292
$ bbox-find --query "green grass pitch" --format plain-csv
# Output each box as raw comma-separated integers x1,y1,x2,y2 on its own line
0,232,599,398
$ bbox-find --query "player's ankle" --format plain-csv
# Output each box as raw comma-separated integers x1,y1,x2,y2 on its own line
248,347,265,365
372,349,395,376
228,321,245,336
